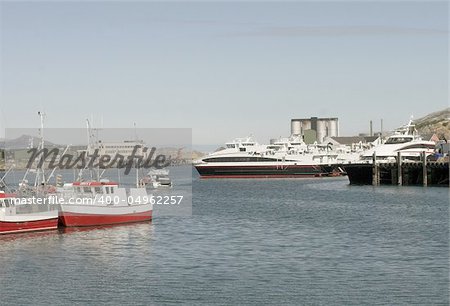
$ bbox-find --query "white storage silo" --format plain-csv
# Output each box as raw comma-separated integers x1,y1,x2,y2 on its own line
316,120,327,143
291,120,301,136
329,119,339,137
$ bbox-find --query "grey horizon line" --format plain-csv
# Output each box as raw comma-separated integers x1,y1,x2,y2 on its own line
121,18,449,37
219,25,448,37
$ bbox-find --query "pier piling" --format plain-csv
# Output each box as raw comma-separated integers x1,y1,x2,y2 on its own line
422,152,428,187
372,152,379,186
397,152,402,186
391,168,397,185
344,157,448,187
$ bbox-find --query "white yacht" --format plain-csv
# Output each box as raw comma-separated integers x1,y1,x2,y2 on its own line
343,120,439,185
360,120,436,163
141,168,172,188
193,136,350,178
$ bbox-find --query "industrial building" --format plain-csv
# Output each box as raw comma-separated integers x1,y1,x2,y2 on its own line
290,117,339,144
82,140,149,158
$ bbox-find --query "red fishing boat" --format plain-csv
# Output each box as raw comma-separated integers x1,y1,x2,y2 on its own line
0,191,59,234
58,181,153,227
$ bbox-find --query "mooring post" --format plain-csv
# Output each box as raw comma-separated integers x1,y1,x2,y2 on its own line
372,152,378,186
391,168,397,185
422,151,427,187
397,151,402,186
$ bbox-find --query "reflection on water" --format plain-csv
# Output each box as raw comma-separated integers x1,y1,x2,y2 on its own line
0,168,448,305
0,228,60,242
2,166,193,217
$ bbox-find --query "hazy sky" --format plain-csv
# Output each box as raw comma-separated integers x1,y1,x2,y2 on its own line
0,1,448,145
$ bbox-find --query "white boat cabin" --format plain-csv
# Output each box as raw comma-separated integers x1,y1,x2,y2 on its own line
0,191,16,216
60,180,148,206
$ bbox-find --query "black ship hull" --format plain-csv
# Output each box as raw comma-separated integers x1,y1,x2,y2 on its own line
195,164,344,178
343,163,373,185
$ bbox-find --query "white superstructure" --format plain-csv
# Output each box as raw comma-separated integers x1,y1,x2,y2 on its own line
360,120,436,162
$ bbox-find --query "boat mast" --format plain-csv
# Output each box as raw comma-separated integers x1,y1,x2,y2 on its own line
87,119,95,181
134,122,141,188
136,163,139,188
77,119,92,181
135,122,138,187
35,111,46,187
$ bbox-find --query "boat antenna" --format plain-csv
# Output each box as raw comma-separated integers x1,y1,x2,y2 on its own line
133,123,140,188
134,122,139,142
77,118,92,181
85,119,102,181
86,118,91,153
408,115,416,135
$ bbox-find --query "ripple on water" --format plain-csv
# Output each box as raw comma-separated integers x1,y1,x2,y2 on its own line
0,171,448,305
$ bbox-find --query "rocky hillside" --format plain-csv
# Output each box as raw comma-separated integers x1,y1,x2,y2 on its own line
414,108,450,139
0,135,59,149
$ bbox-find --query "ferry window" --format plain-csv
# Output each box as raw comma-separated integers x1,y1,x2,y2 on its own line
240,148,246,152
401,144,434,150
76,187,81,193
203,156,279,163
94,187,102,194
83,187,92,193
110,187,114,193
4,199,10,207
106,187,110,194
385,137,413,144
0,200,3,207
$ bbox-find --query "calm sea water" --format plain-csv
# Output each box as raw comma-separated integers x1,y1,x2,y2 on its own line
0,166,448,305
